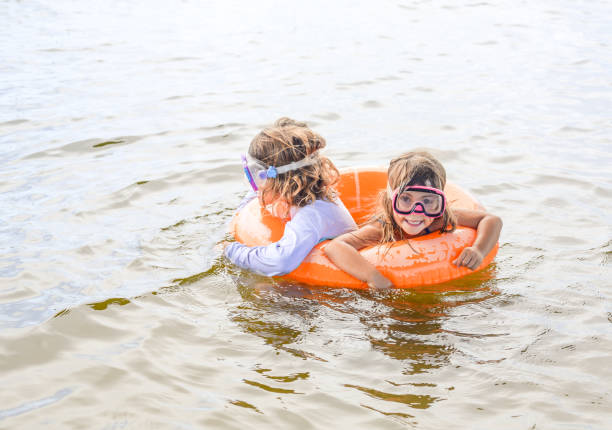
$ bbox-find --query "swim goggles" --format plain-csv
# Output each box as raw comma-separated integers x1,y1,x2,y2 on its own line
391,185,446,218
241,151,319,192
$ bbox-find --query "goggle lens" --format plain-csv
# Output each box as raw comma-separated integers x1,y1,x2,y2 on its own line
392,186,446,218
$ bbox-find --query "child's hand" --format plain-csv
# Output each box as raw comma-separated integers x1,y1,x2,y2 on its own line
453,246,483,270
367,272,393,289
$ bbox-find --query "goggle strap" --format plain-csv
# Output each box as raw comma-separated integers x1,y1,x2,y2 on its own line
243,150,320,184
273,151,319,175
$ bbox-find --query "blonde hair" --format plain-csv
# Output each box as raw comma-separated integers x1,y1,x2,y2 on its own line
370,151,456,245
249,117,339,208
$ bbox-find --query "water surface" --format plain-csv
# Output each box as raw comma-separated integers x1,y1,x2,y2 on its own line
1,0,611,428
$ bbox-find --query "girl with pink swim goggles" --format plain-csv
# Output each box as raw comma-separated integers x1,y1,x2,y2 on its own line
323,151,503,289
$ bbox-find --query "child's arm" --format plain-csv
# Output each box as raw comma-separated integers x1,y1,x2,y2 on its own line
452,208,503,269
323,224,392,289
224,209,322,276
225,201,356,276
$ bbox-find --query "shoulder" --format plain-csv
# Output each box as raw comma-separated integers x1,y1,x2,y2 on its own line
295,198,351,219
287,201,328,231
309,197,342,210
358,222,384,240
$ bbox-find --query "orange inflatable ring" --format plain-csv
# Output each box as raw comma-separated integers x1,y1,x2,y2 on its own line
231,167,498,289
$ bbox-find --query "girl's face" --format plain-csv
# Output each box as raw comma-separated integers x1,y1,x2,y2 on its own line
392,203,436,236
389,180,445,236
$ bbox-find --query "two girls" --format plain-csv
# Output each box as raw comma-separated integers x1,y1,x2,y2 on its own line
226,119,502,288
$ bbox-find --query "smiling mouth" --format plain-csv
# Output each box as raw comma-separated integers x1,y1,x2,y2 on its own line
404,219,423,226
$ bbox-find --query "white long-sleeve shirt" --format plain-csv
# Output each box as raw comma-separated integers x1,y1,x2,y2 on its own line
225,197,357,276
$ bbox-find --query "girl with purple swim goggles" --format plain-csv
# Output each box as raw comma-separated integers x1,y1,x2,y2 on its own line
223,118,357,277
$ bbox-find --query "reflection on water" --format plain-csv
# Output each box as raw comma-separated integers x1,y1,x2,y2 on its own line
345,383,438,409
228,268,500,411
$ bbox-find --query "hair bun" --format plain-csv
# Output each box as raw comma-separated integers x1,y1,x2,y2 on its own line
274,117,308,128
310,136,325,152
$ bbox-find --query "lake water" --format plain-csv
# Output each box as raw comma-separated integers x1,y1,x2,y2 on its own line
1,0,611,428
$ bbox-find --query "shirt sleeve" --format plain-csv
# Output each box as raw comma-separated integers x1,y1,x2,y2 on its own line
224,206,322,276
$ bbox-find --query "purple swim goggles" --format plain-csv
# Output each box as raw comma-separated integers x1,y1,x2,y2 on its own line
241,152,319,192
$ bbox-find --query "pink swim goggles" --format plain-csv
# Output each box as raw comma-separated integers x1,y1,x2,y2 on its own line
391,185,446,218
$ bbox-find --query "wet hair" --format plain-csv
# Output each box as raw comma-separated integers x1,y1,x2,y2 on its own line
248,117,339,208
370,151,456,245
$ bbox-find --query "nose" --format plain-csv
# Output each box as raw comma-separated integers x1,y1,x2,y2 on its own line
409,202,426,214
